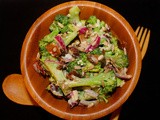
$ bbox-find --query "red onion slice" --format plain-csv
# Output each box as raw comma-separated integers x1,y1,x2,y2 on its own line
85,36,101,52
79,27,88,34
55,35,67,52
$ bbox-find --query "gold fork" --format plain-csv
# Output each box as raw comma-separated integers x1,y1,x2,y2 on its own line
110,26,151,120
135,26,151,59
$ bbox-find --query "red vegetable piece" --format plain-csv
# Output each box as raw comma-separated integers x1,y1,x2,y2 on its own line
79,27,88,34
46,43,61,57
55,35,67,52
85,36,101,52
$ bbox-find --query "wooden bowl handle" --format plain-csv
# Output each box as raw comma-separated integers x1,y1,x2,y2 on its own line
2,74,38,106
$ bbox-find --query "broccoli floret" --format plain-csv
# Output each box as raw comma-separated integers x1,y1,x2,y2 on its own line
110,36,118,46
88,62,103,73
50,15,78,34
60,25,70,33
63,70,125,103
90,48,102,55
39,27,59,57
67,52,104,76
55,14,69,25
50,15,71,34
100,21,105,28
49,21,59,32
86,16,107,37
66,52,88,74
39,10,79,56
41,57,70,95
87,16,97,25
102,35,129,68
67,60,82,74
113,48,129,67
105,46,129,68
68,6,80,24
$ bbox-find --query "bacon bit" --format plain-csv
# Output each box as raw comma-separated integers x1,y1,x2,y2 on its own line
68,47,79,56
87,54,99,65
46,43,61,57
33,61,47,76
56,64,64,70
56,61,66,70
66,71,81,80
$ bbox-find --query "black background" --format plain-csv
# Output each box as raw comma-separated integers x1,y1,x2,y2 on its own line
1,0,160,120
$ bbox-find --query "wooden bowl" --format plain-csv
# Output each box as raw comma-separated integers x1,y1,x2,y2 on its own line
21,1,141,119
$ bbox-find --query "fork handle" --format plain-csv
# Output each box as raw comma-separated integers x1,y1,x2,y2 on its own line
110,107,122,120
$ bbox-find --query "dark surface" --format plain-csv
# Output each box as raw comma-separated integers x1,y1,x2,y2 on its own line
1,0,160,120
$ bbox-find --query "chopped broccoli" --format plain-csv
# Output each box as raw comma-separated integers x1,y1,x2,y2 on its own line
105,46,129,68
100,21,105,28
55,14,69,26
86,15,107,37
64,71,119,95
34,6,131,108
60,25,70,34
63,31,78,46
41,57,70,95
66,59,82,75
110,36,118,46
88,62,103,73
50,15,72,34
39,11,79,57
66,52,88,74
67,52,104,75
39,27,59,57
90,48,102,55
87,16,97,25
68,6,80,24
49,21,59,32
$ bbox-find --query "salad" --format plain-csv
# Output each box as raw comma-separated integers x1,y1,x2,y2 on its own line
33,6,132,108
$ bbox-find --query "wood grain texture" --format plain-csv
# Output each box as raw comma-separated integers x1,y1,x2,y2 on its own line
2,74,37,105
